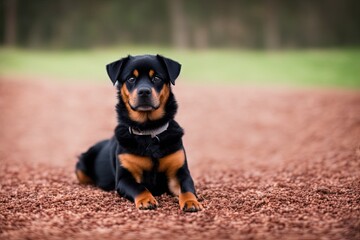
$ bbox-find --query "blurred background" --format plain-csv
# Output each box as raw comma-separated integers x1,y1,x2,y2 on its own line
0,0,360,87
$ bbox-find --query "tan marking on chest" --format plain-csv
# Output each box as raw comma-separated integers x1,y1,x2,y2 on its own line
159,150,185,174
118,154,153,183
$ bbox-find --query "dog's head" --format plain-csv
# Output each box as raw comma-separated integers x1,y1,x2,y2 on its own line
106,55,181,124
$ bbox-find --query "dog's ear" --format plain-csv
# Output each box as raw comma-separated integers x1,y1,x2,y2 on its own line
157,55,181,85
106,56,130,85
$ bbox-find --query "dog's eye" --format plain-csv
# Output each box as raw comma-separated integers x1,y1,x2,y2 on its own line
127,77,136,83
152,76,162,83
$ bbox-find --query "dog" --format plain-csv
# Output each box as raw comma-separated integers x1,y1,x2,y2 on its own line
75,54,203,212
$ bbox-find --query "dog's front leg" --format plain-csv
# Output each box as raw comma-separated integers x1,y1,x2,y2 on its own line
159,150,203,212
116,153,158,210
177,166,203,212
116,166,158,210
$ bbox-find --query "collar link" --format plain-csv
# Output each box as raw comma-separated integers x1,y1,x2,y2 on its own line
129,122,169,138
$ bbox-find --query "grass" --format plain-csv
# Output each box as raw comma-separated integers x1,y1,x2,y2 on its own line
1,46,360,88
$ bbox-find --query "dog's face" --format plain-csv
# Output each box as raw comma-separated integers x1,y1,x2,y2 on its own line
106,55,181,123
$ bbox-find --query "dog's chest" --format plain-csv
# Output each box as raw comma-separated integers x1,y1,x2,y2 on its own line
142,164,169,196
118,154,169,195
118,150,185,194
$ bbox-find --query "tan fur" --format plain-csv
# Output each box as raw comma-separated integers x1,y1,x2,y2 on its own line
76,170,93,184
120,82,170,123
168,178,181,196
121,84,148,123
148,84,169,121
159,150,185,175
118,154,153,183
135,190,158,209
127,88,139,110
149,69,155,78
179,192,203,211
159,150,185,195
120,83,130,103
133,69,139,77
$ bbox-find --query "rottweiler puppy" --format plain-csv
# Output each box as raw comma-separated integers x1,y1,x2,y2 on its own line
75,54,203,212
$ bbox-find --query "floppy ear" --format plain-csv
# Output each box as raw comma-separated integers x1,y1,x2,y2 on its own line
157,55,181,85
106,56,129,85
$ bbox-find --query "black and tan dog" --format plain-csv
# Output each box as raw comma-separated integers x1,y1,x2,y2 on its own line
75,54,202,212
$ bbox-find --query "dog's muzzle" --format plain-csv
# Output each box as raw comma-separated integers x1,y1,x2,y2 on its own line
130,87,159,111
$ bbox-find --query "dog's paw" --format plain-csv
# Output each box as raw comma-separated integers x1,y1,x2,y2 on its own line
179,192,203,212
181,199,203,212
135,191,158,210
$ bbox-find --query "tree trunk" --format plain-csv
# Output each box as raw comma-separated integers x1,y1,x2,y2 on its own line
264,0,280,49
4,0,17,46
168,0,189,49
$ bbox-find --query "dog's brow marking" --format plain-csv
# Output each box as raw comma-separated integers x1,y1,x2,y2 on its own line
133,69,139,77
149,69,155,78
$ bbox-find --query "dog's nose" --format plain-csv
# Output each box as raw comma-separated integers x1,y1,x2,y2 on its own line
138,87,151,97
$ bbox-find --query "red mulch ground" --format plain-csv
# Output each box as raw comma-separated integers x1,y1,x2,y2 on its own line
1,77,359,240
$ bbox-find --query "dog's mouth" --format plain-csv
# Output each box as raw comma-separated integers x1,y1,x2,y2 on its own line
129,102,159,112
136,105,155,111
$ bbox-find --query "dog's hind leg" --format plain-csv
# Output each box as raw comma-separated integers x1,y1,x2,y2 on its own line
75,140,108,184
76,148,96,184
75,169,93,184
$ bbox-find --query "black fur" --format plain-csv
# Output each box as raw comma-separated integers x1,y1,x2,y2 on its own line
76,54,199,210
